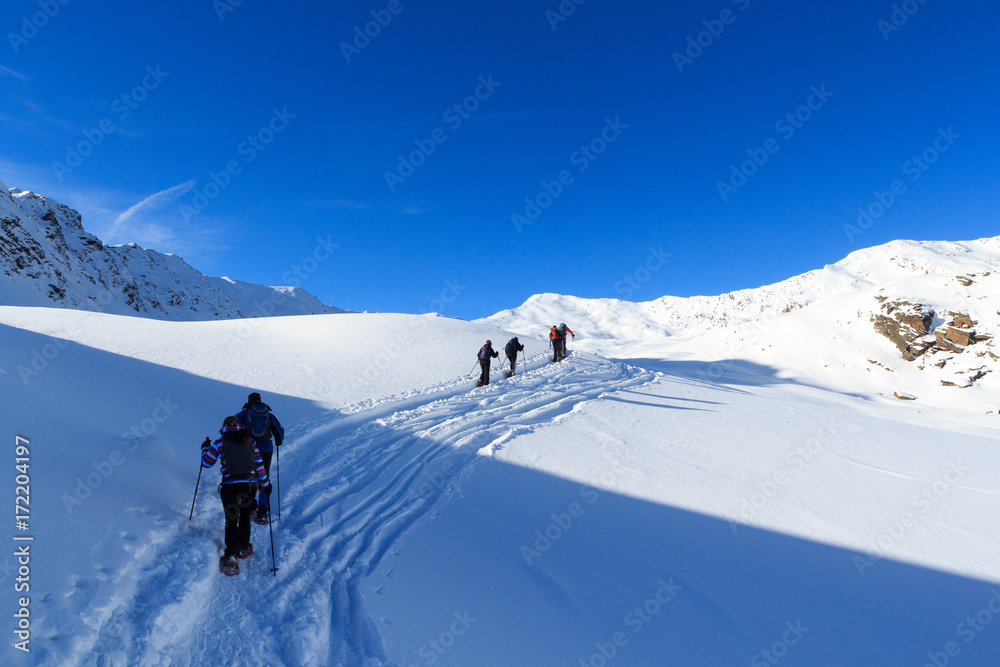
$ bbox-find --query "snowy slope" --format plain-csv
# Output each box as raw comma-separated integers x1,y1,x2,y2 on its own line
0,179,343,320
1,236,999,666
486,236,1000,342
487,236,1000,418
0,307,538,666
0,307,547,411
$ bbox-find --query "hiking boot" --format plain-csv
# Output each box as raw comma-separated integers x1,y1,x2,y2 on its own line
238,543,254,559
220,554,240,576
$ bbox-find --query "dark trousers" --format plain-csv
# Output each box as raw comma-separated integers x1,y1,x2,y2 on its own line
552,339,563,361
220,482,255,558
479,358,491,384
507,353,517,374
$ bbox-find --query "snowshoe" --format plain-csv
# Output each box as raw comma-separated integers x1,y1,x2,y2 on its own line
505,371,514,378
253,509,270,525
238,543,254,560
475,381,485,388
219,556,240,576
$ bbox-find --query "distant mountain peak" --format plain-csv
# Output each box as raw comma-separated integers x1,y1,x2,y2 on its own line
0,180,345,320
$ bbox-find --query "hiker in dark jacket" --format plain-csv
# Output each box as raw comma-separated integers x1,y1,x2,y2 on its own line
504,337,524,378
557,323,575,360
202,416,270,570
236,392,284,520
477,340,499,386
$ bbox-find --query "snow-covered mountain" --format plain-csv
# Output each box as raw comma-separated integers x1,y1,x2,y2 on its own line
486,236,1000,413
486,236,1000,342
2,235,999,665
0,179,344,320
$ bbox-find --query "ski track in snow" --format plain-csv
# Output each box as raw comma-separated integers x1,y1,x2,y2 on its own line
78,353,655,667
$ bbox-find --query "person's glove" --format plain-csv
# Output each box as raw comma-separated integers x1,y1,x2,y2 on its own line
201,437,210,455
262,481,273,496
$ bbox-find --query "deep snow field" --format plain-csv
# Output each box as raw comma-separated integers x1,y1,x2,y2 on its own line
1,239,999,666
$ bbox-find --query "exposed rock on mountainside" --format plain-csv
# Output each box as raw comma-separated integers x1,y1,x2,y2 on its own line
871,296,995,394
870,298,935,360
0,179,343,320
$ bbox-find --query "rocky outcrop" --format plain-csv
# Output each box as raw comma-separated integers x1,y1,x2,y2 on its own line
870,299,935,360
872,299,991,361
942,326,973,347
952,313,974,329
932,312,986,353
874,298,995,393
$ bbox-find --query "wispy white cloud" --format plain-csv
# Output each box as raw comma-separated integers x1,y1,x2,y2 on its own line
115,126,146,139
107,180,196,243
0,160,228,270
0,65,28,82
103,180,233,269
305,199,371,210
400,203,441,216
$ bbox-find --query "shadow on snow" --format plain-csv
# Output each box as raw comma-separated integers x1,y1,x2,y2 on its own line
368,457,1000,666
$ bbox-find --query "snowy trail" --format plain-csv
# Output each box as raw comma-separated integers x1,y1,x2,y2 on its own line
82,353,655,666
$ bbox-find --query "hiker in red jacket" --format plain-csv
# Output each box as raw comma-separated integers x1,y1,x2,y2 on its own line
549,326,561,362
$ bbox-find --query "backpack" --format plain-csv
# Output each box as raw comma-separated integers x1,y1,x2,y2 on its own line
245,403,272,440
505,339,518,356
221,430,256,479
478,345,491,360
558,323,567,337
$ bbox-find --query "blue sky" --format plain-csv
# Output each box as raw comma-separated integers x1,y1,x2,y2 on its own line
2,0,998,319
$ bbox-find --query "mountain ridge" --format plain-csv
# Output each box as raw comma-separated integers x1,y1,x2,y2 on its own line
0,179,345,320
485,235,1000,341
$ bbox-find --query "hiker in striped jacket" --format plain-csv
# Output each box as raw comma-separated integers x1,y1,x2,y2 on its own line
202,416,270,567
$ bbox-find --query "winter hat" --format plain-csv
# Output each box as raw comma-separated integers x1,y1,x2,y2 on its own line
486,340,492,345
221,415,242,433
247,392,262,404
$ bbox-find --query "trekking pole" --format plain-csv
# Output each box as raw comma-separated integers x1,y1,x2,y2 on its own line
268,503,277,577
276,445,281,520
188,438,208,522
469,360,479,376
